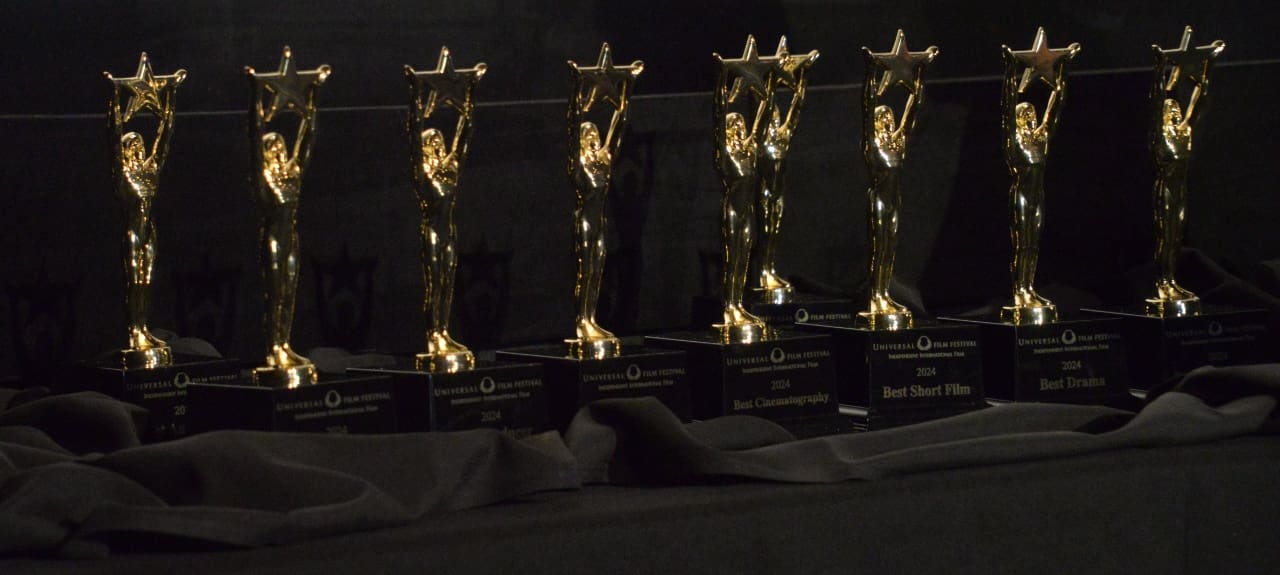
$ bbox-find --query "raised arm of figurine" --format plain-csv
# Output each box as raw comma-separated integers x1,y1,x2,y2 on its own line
1038,45,1079,141
1181,41,1225,127
149,81,181,170
712,65,732,173
776,51,817,137
999,48,1023,164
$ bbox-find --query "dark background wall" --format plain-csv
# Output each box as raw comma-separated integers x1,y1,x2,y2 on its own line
1,1,1277,375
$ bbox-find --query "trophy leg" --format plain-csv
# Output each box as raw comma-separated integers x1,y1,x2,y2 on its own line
120,341,174,370
714,304,770,344
1000,291,1058,325
754,270,795,305
252,362,318,389
566,319,621,360
418,331,477,372
1146,281,1201,317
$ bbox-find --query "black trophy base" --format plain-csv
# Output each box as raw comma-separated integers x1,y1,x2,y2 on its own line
691,294,856,329
349,359,550,438
798,319,987,431
70,354,243,441
1082,305,1276,392
495,345,690,430
942,314,1134,407
644,329,849,436
186,373,396,434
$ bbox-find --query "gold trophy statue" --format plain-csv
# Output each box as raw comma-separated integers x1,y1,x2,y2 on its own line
406,47,487,372
712,36,782,343
858,30,937,331
247,47,331,388
1146,27,1224,318
999,28,1079,326
751,38,818,305
105,53,186,369
565,43,643,360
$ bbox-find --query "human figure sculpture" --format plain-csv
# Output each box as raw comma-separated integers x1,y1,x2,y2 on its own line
711,37,777,343
859,34,936,330
247,47,329,388
406,47,486,371
999,33,1078,326
106,53,185,369
565,44,641,359
1146,29,1224,317
751,43,817,304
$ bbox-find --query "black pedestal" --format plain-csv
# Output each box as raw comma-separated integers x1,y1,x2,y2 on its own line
691,294,856,329
1082,305,1276,392
187,374,397,434
797,320,987,430
349,359,550,438
644,330,847,435
495,345,690,430
70,355,242,441
942,315,1133,406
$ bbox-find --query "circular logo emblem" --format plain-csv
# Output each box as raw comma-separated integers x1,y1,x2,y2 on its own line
1208,321,1224,337
916,335,933,351
324,390,342,409
1061,329,1077,345
479,376,497,394
626,364,642,381
794,308,810,323
172,372,191,389
769,347,786,364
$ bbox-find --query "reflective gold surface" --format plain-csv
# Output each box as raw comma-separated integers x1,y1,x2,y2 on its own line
751,37,818,305
999,29,1079,326
713,36,778,344
105,53,186,369
564,43,643,360
857,30,936,331
247,47,330,388
406,47,486,372
1145,27,1224,318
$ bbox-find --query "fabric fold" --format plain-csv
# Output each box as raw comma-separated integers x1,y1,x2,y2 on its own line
566,391,1275,485
0,393,579,558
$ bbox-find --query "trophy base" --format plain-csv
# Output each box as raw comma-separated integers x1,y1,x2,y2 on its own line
712,321,770,344
415,350,477,373
1082,305,1275,392
942,314,1134,407
187,373,397,434
251,363,319,389
999,303,1058,326
691,294,856,328
70,354,244,441
119,345,174,370
496,345,690,430
751,284,795,305
350,359,549,437
564,337,622,360
798,319,987,431
855,310,914,331
644,329,850,437
1143,296,1201,318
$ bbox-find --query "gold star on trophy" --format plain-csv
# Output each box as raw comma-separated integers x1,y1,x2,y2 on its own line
106,52,187,123
717,35,776,104
408,46,488,119
867,29,937,96
247,46,332,122
1008,27,1081,93
569,43,643,114
1158,26,1225,91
